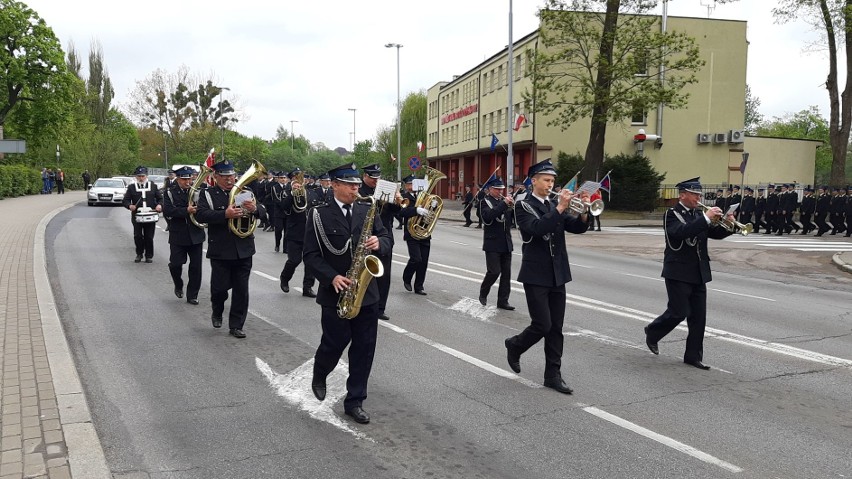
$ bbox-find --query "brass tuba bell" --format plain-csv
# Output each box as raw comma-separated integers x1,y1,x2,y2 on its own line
408,166,447,240
228,159,267,238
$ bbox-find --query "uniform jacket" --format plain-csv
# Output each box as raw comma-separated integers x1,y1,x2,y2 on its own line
400,190,429,242
359,183,402,248
800,195,816,215
303,202,392,308
662,203,732,285
816,193,831,216
480,195,514,253
163,184,206,246
269,182,289,219
195,185,266,260
831,194,847,214
755,196,766,217
283,186,326,242
845,195,852,215
766,192,779,213
740,195,755,216
122,181,163,220
515,194,590,287
783,191,799,212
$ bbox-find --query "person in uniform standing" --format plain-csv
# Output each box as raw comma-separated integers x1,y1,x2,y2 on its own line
399,175,434,296
195,160,266,338
461,185,474,227
729,185,742,217
643,177,734,370
122,166,163,263
304,163,392,425
814,185,831,236
279,168,318,297
478,178,515,310
358,164,402,321
504,160,591,394
799,186,816,235
269,172,289,252
162,166,206,304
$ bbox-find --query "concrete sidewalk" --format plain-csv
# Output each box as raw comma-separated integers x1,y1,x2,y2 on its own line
0,192,109,479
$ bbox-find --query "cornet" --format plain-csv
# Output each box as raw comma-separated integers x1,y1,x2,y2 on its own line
548,189,605,216
696,202,753,236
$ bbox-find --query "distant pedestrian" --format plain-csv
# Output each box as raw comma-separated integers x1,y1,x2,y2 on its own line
47,168,56,193
461,186,474,227
56,169,65,194
82,170,92,190
41,168,49,194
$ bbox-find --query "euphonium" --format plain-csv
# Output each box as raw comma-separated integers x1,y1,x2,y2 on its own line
696,201,753,236
188,164,213,228
228,159,267,238
291,170,308,213
408,166,447,240
337,196,384,319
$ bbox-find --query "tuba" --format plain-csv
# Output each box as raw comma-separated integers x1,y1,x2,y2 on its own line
291,170,309,213
337,196,384,319
188,164,213,228
407,166,447,240
228,159,268,238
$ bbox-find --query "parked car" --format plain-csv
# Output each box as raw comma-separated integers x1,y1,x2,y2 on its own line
112,176,134,186
88,178,128,206
148,175,166,189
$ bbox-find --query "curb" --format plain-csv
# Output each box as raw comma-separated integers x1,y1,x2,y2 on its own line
35,202,111,478
831,252,852,274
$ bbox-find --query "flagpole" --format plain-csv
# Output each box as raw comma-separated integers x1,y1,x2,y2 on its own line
506,0,515,189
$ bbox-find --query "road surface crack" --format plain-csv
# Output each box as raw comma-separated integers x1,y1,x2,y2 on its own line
168,401,247,413
773,330,852,344
444,383,511,418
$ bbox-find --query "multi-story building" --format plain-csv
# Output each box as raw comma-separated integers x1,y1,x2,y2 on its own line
425,14,818,200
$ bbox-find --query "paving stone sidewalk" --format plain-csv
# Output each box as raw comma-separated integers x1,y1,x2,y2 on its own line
0,192,109,479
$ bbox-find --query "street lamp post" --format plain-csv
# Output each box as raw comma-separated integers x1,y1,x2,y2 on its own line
386,43,403,182
219,86,231,162
55,144,60,166
348,108,357,153
290,120,299,149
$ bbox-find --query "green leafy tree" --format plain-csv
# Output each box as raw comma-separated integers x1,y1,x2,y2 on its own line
527,0,706,176
756,106,832,184
774,0,850,186
744,84,764,135
377,91,427,179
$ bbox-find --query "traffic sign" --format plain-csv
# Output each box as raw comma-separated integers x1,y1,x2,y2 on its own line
408,156,421,170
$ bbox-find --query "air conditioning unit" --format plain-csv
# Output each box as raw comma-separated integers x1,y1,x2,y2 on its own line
696,133,711,144
728,129,744,144
713,132,728,144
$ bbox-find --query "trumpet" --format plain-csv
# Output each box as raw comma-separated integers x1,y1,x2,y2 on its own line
548,189,605,216
696,202,753,236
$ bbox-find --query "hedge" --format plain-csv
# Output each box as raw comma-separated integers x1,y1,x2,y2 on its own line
0,165,88,199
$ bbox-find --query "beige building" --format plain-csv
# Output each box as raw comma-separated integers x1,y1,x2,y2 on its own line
425,14,817,200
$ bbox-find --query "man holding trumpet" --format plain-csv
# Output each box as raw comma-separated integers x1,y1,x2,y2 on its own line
478,177,515,310
644,177,733,370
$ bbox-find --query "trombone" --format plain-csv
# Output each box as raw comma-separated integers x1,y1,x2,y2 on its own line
696,201,753,236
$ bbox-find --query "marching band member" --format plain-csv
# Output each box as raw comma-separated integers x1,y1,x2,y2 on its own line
399,175,431,295
478,177,515,310
643,177,733,370
195,160,266,338
304,163,391,424
162,166,206,304
504,160,590,394
269,171,289,252
122,166,163,263
358,164,402,321
279,168,318,297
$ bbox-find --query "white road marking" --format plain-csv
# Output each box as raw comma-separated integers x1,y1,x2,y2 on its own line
449,297,497,322
582,406,743,473
795,247,852,252
620,273,664,282
253,271,278,281
708,288,775,301
449,240,469,246
255,357,371,441
565,329,647,352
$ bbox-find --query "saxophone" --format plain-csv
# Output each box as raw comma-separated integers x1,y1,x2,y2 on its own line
337,196,385,319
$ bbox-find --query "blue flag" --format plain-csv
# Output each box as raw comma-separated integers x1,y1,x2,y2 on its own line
482,167,501,190
490,133,498,151
522,175,532,190
564,169,581,192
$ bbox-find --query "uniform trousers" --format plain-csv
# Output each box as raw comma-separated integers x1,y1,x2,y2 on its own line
462,205,473,225
313,302,379,411
375,253,392,315
132,221,156,258
507,283,566,379
646,279,707,363
271,217,286,249
480,251,512,304
815,212,829,234
402,239,431,290
210,257,252,329
785,211,799,232
831,213,846,234
168,243,202,300
280,240,316,288
800,213,813,233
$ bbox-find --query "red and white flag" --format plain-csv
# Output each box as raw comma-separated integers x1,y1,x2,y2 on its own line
416,141,424,152
513,113,526,131
204,148,215,185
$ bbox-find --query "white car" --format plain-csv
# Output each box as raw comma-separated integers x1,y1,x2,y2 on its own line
88,178,127,206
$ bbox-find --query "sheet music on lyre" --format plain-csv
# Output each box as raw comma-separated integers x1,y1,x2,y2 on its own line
576,181,601,196
374,179,399,203
412,179,429,193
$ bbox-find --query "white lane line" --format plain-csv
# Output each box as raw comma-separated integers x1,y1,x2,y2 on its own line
795,248,852,252
566,329,647,352
253,271,278,281
449,240,469,246
582,407,743,473
449,298,497,322
378,321,542,389
708,289,774,301
621,273,664,282
255,357,371,441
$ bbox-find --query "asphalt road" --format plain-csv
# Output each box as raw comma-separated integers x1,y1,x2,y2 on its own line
47,204,852,478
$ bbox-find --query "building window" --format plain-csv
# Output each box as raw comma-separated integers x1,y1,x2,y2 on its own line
514,54,523,81
631,104,647,125
633,49,649,76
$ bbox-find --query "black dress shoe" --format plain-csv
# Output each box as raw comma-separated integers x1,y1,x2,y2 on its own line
684,359,710,370
280,281,290,293
229,328,247,339
134,255,142,263
302,288,317,298
175,288,183,299
186,298,199,305
211,315,223,328
543,377,574,395
475,225,482,229
345,406,370,424
497,303,515,311
274,246,279,253
378,314,390,321
478,296,487,306
311,378,326,401
145,258,153,263
414,289,427,296
505,338,521,373
403,282,413,292
644,325,659,355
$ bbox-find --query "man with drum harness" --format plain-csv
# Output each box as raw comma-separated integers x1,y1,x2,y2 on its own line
122,166,163,263
279,168,320,298
478,177,515,310
304,163,391,424
195,160,266,339
504,159,591,395
643,177,733,370
162,166,206,305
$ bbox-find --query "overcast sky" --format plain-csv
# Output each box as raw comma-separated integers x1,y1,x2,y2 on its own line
24,0,831,151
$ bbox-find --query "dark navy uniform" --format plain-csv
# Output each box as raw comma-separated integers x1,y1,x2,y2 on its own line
162,167,206,303
799,188,816,234
815,187,832,236
122,167,164,262
478,182,514,309
399,178,430,294
831,189,847,235
195,161,266,335
739,187,755,226
279,169,320,296
304,164,392,421
764,186,779,234
461,188,474,226
844,188,852,237
783,185,800,233
645,178,732,367
753,189,767,233
269,175,289,251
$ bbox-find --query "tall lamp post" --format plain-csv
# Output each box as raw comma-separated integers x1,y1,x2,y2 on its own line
290,120,299,149
55,144,60,166
385,43,403,181
219,86,231,162
348,108,357,152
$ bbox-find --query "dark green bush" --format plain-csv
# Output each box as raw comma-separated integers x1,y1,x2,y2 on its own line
553,152,665,211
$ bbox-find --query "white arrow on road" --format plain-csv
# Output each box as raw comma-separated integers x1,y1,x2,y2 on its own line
255,357,372,441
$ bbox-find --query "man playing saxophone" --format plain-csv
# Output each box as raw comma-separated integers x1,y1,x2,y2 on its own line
303,163,391,425
162,166,206,305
